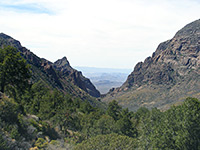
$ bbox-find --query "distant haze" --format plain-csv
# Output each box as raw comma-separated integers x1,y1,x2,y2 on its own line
75,66,132,74
75,66,132,94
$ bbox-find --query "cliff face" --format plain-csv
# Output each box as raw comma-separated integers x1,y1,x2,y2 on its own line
103,19,200,111
53,57,100,97
0,33,100,98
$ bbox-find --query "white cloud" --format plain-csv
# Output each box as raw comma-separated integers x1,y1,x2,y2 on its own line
0,0,200,68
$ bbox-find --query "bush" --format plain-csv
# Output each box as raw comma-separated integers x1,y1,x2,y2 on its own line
74,133,137,150
0,97,20,123
10,125,20,140
34,138,48,149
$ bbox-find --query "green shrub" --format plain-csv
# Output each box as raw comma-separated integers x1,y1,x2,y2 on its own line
10,125,20,140
0,97,20,123
34,138,48,149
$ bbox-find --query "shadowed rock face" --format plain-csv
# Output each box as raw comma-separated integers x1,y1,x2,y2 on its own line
53,57,100,97
0,33,100,98
103,19,200,111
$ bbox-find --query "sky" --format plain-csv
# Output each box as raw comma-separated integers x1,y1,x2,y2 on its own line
0,0,200,69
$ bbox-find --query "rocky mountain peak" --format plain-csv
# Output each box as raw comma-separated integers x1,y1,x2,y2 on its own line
53,57,100,97
103,19,200,111
53,56,73,73
54,56,70,67
126,19,200,88
174,19,200,38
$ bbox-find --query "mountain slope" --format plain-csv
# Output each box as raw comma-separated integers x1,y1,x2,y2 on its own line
103,19,200,111
0,33,100,102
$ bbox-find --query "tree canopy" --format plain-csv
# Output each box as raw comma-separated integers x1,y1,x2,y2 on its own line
0,46,31,94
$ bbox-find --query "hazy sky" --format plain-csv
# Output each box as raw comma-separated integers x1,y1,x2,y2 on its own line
0,0,200,69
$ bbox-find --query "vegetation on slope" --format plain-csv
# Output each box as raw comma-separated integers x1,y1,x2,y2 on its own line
0,46,200,150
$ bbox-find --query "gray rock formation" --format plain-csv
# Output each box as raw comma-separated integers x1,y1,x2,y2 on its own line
53,57,100,97
103,19,200,111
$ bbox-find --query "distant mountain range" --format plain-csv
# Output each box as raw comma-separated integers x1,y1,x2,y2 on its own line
75,67,132,94
103,19,200,111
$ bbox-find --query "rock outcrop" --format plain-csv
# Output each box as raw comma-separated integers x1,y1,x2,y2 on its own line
103,19,200,111
53,57,100,97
